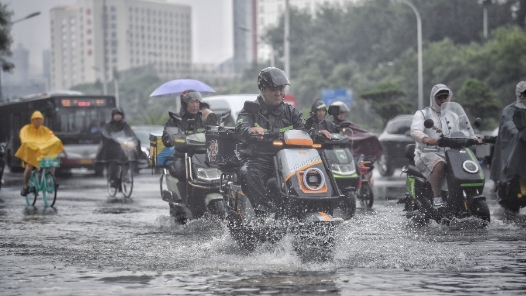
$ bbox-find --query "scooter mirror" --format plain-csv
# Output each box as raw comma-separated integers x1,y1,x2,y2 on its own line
424,119,434,129
328,105,340,116
473,118,482,129
220,110,231,122
244,101,261,114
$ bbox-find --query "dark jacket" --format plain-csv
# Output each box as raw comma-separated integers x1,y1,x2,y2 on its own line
162,107,205,155
305,117,336,134
236,95,304,157
95,118,140,163
490,103,526,182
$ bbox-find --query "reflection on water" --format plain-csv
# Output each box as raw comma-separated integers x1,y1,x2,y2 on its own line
23,205,57,216
1,176,526,295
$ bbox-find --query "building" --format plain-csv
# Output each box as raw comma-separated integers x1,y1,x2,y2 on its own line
50,0,192,91
232,0,257,73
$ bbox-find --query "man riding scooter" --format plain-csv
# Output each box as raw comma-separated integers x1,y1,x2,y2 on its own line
235,67,331,217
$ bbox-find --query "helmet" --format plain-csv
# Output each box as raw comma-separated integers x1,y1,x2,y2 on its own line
310,99,327,113
257,67,290,90
329,101,350,113
180,89,202,104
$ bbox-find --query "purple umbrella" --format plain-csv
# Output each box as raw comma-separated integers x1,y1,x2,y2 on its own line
149,79,216,97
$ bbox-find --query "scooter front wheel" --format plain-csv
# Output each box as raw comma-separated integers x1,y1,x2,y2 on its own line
471,199,490,223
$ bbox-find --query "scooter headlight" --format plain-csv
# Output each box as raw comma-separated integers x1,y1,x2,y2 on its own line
302,167,326,191
462,160,479,174
330,163,356,175
195,166,221,181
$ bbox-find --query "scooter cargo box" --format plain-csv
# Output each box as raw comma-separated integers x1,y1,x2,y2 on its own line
205,126,240,169
149,132,175,167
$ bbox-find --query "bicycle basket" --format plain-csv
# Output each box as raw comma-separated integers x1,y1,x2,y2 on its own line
39,157,60,168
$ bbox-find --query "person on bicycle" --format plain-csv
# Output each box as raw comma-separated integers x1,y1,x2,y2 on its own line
96,107,140,188
305,99,336,134
162,90,206,195
15,111,64,196
236,67,330,216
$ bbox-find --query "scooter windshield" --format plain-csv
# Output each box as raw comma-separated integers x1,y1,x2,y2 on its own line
440,102,475,138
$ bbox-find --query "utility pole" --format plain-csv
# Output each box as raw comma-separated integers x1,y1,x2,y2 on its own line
284,0,290,92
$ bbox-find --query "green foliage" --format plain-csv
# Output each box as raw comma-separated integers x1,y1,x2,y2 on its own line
0,3,13,72
360,82,411,126
457,78,502,129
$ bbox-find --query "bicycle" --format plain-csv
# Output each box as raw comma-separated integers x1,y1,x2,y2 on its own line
24,157,59,207
106,137,136,199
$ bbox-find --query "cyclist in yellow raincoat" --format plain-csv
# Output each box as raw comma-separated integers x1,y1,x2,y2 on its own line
15,111,64,196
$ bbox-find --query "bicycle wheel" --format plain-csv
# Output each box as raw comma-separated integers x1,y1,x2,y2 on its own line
121,163,133,198
107,174,118,197
359,183,374,209
42,172,57,207
25,174,37,206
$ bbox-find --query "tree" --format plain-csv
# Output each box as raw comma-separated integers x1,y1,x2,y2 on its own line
360,82,411,126
0,4,13,73
457,78,502,129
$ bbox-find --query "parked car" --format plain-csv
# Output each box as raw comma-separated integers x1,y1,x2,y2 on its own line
201,94,258,126
377,114,415,177
131,125,164,172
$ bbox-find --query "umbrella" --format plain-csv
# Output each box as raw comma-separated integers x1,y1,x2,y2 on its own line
149,79,215,97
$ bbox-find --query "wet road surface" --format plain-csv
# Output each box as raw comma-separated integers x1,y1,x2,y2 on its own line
0,169,525,295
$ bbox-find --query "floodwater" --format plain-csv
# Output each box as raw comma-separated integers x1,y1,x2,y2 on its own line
0,170,525,295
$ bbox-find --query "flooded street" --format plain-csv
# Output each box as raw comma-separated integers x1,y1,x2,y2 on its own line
1,169,525,295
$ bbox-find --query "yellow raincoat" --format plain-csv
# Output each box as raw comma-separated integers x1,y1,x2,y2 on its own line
15,111,64,168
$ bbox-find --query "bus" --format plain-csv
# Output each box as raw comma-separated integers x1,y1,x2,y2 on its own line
0,92,116,174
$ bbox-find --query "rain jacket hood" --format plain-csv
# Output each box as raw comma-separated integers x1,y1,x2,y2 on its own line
107,107,127,132
15,112,64,168
430,84,452,113
515,81,526,109
31,111,44,121
490,100,526,183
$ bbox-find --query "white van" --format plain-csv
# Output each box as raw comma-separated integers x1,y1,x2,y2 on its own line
201,94,258,127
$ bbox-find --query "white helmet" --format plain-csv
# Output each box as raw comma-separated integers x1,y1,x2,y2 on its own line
329,101,350,113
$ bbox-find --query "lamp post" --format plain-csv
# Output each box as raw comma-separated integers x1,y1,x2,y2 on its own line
284,0,290,92
394,0,423,110
92,66,107,95
0,11,41,102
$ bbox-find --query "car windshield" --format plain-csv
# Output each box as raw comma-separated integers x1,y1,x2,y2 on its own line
132,126,163,144
385,117,412,135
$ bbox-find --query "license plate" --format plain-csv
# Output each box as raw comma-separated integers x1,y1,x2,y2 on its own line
79,159,93,164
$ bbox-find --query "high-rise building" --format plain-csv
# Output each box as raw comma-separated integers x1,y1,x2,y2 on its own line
232,0,257,73
50,0,192,91
4,43,30,85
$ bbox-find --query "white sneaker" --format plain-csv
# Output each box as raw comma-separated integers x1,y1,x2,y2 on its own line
433,197,444,208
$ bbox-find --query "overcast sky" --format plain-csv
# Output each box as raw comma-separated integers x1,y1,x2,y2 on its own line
7,0,233,74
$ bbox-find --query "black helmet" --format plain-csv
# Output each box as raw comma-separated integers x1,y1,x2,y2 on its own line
257,67,290,90
180,89,202,104
329,101,350,113
311,99,327,113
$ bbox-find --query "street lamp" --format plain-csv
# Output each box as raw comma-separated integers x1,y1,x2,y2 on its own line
0,11,41,102
12,11,41,24
393,0,423,110
284,0,290,92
